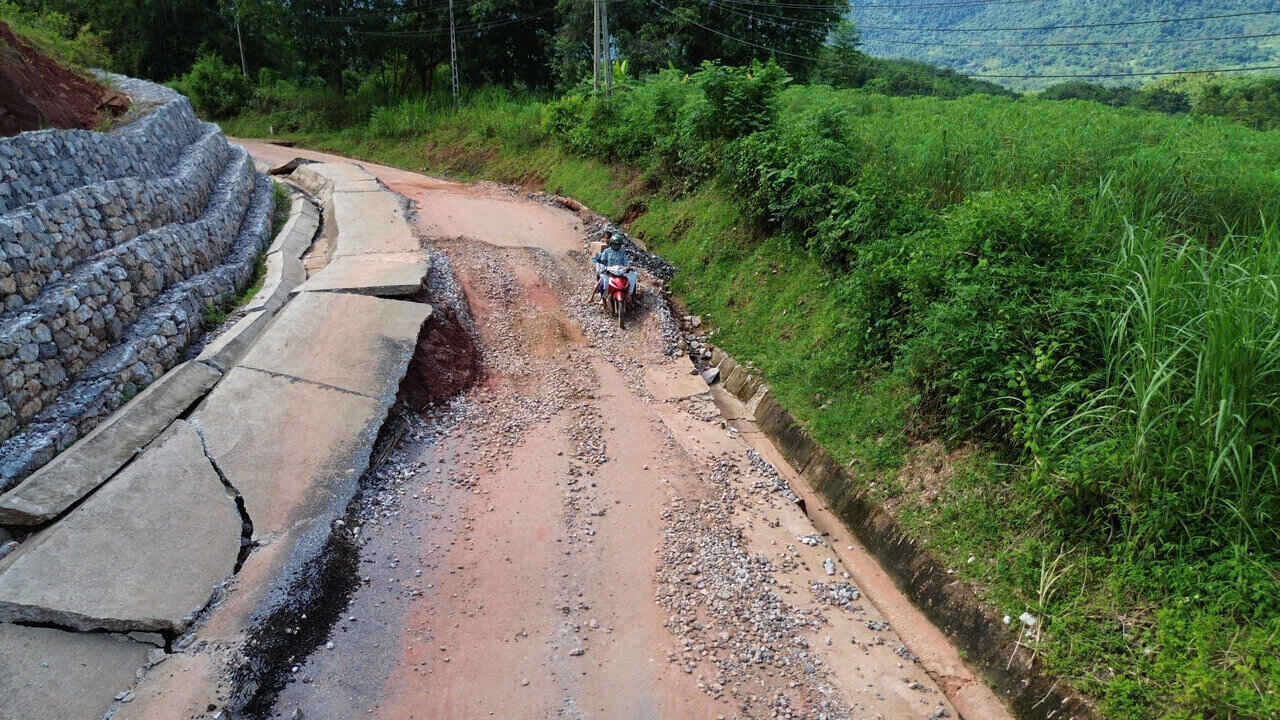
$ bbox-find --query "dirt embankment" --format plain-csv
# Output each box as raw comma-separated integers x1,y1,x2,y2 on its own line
0,21,125,136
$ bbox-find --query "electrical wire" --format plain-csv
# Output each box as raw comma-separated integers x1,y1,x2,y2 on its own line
651,0,1280,80
703,2,1280,49
707,2,1280,32
968,65,1280,79
358,7,556,36
712,0,1030,8
854,9,1280,32
862,31,1280,48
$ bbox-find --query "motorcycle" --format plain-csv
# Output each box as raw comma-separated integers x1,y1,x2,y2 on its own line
598,265,635,328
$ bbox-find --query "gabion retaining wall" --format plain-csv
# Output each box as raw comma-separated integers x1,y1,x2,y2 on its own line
0,126,231,313
0,77,272,489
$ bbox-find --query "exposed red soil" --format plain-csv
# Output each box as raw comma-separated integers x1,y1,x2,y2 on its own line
397,304,483,410
0,21,125,137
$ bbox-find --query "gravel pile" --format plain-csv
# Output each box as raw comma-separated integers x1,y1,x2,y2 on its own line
747,449,800,504
655,455,851,720
810,582,861,608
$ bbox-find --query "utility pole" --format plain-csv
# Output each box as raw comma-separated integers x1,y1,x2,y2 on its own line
449,0,459,110
602,0,611,96
592,0,600,93
235,13,247,77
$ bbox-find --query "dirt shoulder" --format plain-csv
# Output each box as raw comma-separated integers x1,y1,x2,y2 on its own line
0,21,121,136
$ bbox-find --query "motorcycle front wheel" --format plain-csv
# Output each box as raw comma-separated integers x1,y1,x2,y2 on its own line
613,296,624,329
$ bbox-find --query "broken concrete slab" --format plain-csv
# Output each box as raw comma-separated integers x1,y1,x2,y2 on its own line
330,190,419,256
236,292,430,398
289,162,385,202
0,421,241,633
723,365,749,397
189,367,382,538
0,623,151,720
266,196,319,259
295,162,377,189
196,309,274,374
287,164,337,197
0,361,222,526
295,252,427,296
735,372,763,404
267,156,319,176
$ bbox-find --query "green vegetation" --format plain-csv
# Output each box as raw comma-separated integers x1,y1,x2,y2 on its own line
200,181,289,327
269,179,291,238
234,180,292,309
0,1,111,69
1040,75,1280,131
223,62,1280,716
172,53,253,120
849,0,1280,91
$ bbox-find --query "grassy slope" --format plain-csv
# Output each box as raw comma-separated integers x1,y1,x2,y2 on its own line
0,2,111,71
220,90,1280,718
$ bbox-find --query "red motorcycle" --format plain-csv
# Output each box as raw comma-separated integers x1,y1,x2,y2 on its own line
599,265,635,328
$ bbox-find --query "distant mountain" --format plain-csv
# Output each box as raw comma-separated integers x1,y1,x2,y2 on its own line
847,0,1280,90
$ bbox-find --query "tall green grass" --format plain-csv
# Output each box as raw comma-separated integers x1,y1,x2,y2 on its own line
1041,224,1280,556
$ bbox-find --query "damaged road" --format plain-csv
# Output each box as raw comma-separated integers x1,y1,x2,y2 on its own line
0,146,1011,720
173,142,1007,720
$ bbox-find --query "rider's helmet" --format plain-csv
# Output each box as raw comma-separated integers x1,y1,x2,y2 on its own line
609,232,624,248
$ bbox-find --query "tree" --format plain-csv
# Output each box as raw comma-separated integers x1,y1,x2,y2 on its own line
812,20,871,88
553,0,845,88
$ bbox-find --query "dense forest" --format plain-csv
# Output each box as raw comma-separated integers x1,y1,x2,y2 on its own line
849,0,1280,90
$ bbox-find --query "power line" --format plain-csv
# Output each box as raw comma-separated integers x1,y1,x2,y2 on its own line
714,0,1035,8
652,0,1280,81
704,3,1280,49
357,8,555,36
651,0,847,60
863,31,1280,49
319,3,475,22
710,4,1280,30
969,65,1280,79
849,0,1038,6
852,9,1280,33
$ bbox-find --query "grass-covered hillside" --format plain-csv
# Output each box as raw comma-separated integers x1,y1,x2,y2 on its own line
223,64,1280,717
849,0,1280,90
0,1,110,70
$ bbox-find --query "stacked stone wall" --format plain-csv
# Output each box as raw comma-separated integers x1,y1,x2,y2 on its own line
0,98,202,214
0,126,231,313
0,78,272,488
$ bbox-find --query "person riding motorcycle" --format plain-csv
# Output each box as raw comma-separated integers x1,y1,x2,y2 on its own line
592,232,638,299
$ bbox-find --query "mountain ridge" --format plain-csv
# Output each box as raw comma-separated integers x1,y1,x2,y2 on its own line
847,0,1280,89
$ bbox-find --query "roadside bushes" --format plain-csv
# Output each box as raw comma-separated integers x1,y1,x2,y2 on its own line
541,63,1280,568
177,53,251,119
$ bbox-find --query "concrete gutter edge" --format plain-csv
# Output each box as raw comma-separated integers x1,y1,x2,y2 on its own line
0,361,223,526
704,345,1099,720
245,192,319,315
